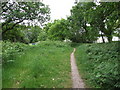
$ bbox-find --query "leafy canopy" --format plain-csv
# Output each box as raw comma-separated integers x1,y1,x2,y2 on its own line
1,1,50,34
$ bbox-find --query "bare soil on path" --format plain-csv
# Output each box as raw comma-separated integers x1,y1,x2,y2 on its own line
70,48,85,88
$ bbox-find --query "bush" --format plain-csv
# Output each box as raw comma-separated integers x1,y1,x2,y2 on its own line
37,31,47,41
76,41,120,89
2,41,28,64
86,42,120,89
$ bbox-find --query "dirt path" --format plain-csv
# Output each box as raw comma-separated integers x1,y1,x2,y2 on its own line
70,48,85,88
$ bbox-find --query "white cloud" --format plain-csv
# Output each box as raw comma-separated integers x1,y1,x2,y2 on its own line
43,0,75,21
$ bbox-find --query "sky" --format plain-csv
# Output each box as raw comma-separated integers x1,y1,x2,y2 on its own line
42,0,120,21
43,0,75,21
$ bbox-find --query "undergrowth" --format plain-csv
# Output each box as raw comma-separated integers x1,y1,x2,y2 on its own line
2,41,28,64
75,41,120,89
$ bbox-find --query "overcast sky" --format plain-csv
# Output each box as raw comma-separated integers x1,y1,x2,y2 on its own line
42,0,120,21
43,0,75,21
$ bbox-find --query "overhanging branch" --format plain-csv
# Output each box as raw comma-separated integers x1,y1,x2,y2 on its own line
2,19,24,35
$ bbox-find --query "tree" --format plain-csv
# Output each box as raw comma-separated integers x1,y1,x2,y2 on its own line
44,19,69,41
24,26,42,43
68,2,120,43
68,2,98,43
37,30,47,41
1,1,50,35
2,24,29,43
2,23,42,43
88,2,120,42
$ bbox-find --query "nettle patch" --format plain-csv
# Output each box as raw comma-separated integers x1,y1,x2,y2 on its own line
2,41,28,64
86,42,119,88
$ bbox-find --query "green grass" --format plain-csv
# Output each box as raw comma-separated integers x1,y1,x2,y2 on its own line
3,41,73,88
75,41,120,89
3,41,119,88
0,41,2,89
75,44,93,88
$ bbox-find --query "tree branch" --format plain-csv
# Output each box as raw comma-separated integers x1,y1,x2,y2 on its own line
2,19,24,35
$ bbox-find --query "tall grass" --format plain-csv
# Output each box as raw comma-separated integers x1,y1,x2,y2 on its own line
3,41,73,88
0,41,2,89
2,41,28,64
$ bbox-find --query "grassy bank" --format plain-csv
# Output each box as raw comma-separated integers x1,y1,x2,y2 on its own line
75,41,120,89
0,41,2,89
3,41,73,88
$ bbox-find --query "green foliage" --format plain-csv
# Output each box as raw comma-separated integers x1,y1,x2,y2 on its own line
1,1,50,34
86,42,119,88
2,41,28,64
2,24,42,43
68,2,98,43
24,26,42,43
37,30,47,41
3,41,72,88
2,24,29,43
87,2,120,42
44,19,69,41
68,2,120,43
75,41,120,89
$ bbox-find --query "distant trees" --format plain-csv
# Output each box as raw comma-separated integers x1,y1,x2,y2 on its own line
37,2,120,43
43,19,69,41
24,25,42,43
1,1,119,43
2,24,42,43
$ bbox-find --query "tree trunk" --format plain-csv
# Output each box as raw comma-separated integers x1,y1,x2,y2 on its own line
101,33,105,43
107,35,112,43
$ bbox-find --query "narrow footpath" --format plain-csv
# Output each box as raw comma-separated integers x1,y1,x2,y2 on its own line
70,48,85,88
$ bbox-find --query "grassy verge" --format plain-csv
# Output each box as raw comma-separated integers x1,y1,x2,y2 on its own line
75,44,93,88
0,41,2,89
3,41,73,88
75,41,120,89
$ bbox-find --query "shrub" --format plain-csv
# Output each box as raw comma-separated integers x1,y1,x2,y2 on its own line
76,41,120,89
2,41,28,64
86,42,120,89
